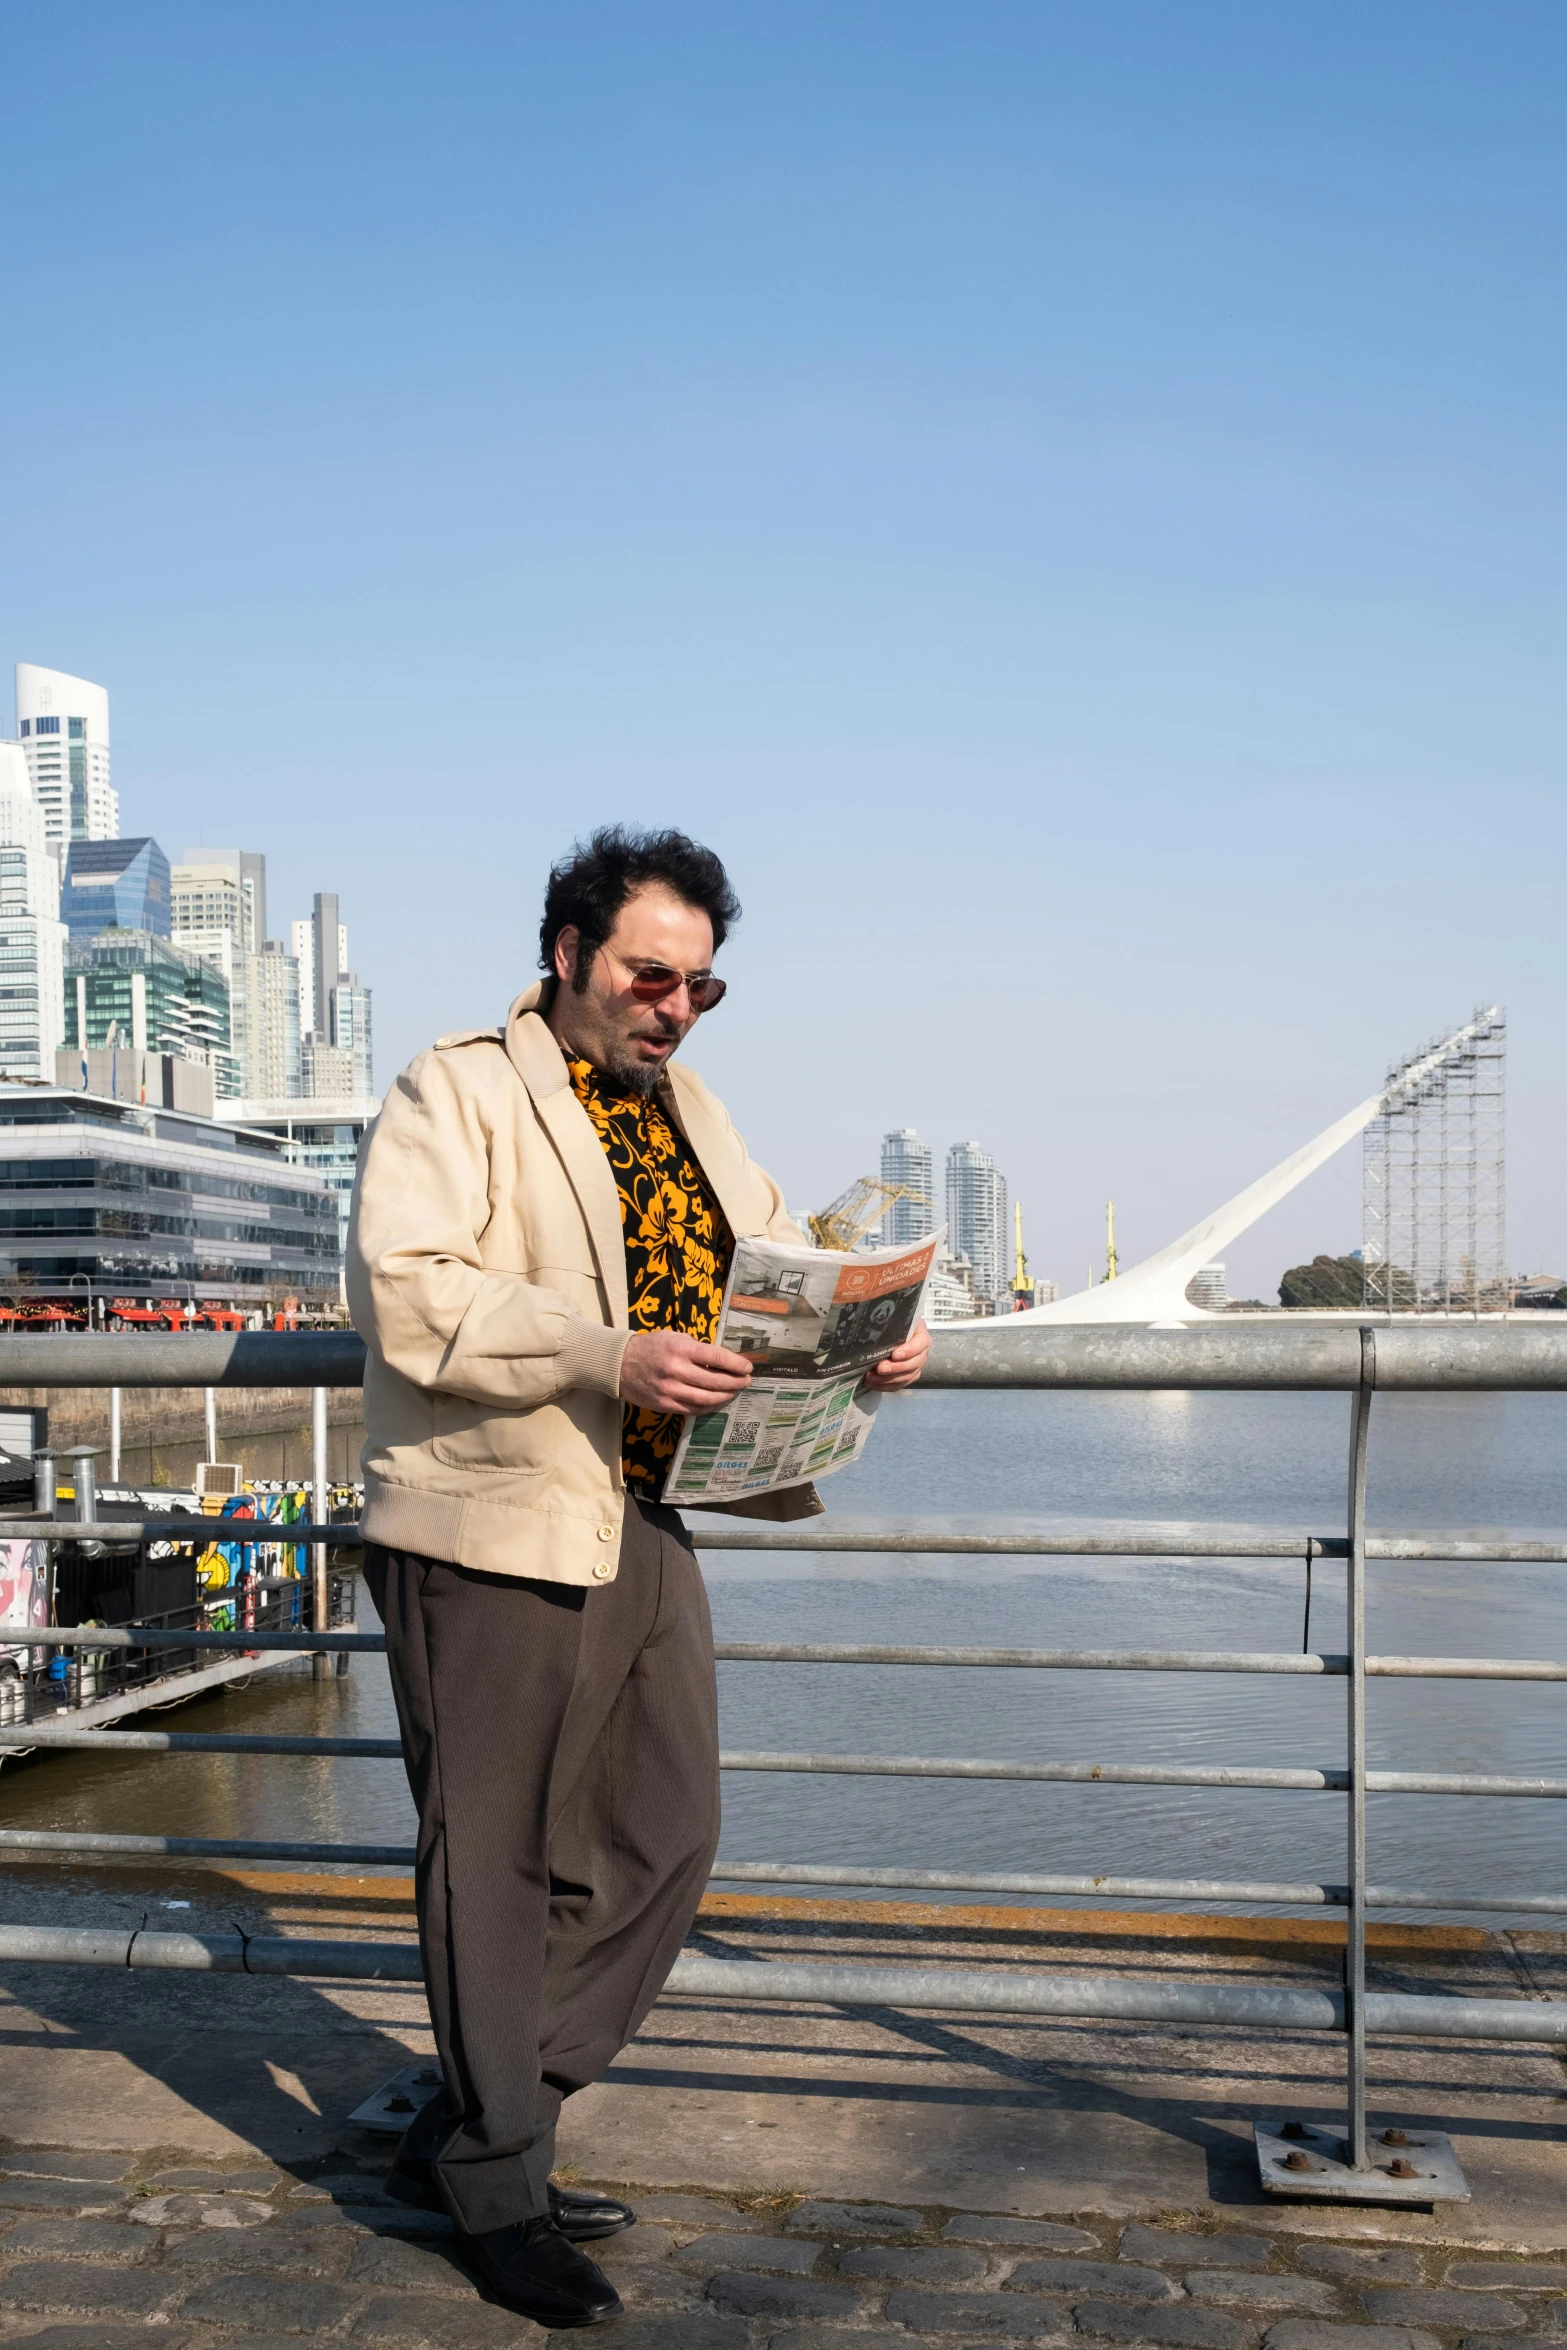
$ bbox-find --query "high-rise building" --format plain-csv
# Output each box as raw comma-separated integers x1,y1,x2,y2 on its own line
880,1129,936,1244
62,838,171,942
251,940,302,1100
174,849,267,952
163,927,243,1097
14,665,118,850
946,1140,1008,1305
291,902,347,1038
329,974,373,1097
171,850,272,1101
302,1035,355,1098
64,931,230,1072
0,742,67,1082
290,895,370,1098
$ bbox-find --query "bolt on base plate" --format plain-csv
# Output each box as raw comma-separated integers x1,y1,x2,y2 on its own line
347,2064,444,2134
1255,2119,1470,2206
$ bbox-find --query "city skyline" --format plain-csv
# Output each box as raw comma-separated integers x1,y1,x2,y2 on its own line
4,660,376,1110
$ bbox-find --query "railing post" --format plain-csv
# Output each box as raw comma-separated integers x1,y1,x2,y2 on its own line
203,1387,218,1465
1345,1327,1375,2170
108,1388,121,1485
311,1386,329,1684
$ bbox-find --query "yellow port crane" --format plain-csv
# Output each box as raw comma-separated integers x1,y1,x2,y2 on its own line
1010,1202,1034,1312
808,1177,911,1252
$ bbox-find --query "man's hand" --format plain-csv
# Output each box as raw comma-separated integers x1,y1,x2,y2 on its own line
620,1329,754,1413
863,1317,931,1393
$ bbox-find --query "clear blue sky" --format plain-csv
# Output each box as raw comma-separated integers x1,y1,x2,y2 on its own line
5,2,1564,1295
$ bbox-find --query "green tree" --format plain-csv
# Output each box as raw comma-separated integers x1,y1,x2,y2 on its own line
1278,1254,1367,1309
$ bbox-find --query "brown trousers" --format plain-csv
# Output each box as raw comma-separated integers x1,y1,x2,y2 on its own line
363,1497,720,2233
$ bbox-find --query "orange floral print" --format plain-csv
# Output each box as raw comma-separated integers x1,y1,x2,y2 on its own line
568,1056,733,1497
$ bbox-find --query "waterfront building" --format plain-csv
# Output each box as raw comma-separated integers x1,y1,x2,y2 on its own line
64,931,230,1075
946,1140,1008,1305
880,1128,935,1244
223,1093,381,1263
1186,1261,1228,1312
62,838,171,943
927,1247,979,1323
56,1046,215,1117
13,665,118,852
0,744,67,1083
0,1083,337,1308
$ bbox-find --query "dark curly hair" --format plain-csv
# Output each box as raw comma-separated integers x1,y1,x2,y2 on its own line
539,826,741,992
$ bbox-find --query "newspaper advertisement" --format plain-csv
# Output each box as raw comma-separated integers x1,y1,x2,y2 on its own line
665,1228,941,1506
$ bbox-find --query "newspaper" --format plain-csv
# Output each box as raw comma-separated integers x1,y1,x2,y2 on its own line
665,1228,941,1506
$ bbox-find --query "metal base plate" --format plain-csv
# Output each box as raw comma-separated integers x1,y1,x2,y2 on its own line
1255,2119,1470,2206
347,2064,444,2135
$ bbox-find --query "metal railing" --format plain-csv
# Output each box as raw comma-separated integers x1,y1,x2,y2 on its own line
2,1321,1566,2197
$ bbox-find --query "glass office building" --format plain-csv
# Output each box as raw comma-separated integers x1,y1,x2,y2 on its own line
62,838,171,943
0,1089,339,1306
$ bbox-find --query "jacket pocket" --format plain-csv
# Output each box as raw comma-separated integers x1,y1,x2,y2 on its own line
431,1394,559,1475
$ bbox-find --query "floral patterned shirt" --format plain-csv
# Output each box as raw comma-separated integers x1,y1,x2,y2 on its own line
567,1055,734,1500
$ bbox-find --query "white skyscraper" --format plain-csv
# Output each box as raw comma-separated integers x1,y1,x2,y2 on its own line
14,665,118,851
0,742,68,1081
880,1128,936,1244
946,1140,1008,1307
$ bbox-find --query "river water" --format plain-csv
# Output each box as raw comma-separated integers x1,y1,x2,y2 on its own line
3,1388,1564,1923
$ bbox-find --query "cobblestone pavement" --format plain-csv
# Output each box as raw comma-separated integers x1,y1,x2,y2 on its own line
0,2146,1565,2350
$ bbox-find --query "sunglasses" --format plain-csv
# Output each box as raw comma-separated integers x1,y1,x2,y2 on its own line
601,946,728,1013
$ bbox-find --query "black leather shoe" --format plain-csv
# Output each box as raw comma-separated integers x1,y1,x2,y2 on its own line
458,2215,621,2328
548,2185,637,2242
387,2152,636,2243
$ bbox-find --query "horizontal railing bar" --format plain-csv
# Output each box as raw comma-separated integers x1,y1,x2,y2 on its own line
4,1922,1567,2042
4,1730,1564,1795
0,1730,404,1756
0,1829,416,1864
26,1625,1567,1683
0,1522,354,1546
30,1627,381,1652
710,1861,1567,1915
3,1831,1564,1918
690,1524,1567,1562
713,1642,1353,1673
922,1324,1567,1392
3,1323,1567,1392
716,1642,1567,1681
5,1516,1563,1565
0,1332,366,1387
694,1528,1346,1557
720,1752,1567,1797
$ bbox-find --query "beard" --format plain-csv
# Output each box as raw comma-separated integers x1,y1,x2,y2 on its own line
598,1047,662,1098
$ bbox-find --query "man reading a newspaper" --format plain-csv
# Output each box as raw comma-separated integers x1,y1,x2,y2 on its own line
347,827,928,2330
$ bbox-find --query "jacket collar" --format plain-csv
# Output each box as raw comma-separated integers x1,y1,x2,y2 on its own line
503,982,628,1325
500,980,766,1272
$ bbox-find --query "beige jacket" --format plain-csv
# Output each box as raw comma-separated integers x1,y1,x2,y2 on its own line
346,980,823,1583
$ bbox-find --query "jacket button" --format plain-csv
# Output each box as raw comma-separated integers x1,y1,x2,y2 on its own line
592,1560,613,1580
597,1524,616,1542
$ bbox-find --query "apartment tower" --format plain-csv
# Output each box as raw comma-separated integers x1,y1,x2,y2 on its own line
14,665,118,852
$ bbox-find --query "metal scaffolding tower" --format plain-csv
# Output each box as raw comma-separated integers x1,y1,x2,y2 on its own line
1362,1006,1507,1314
